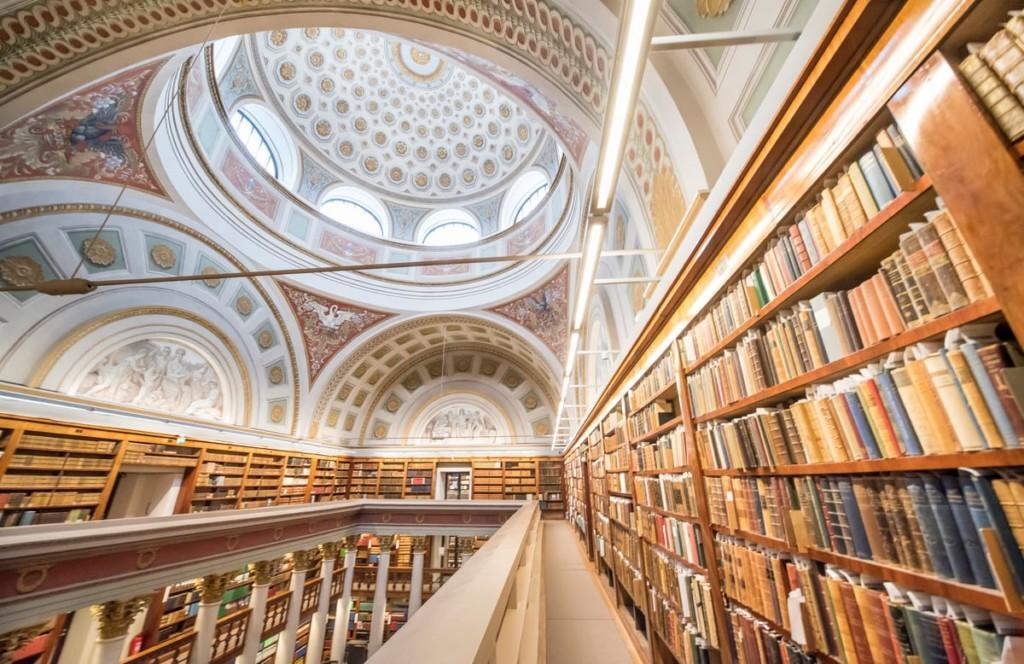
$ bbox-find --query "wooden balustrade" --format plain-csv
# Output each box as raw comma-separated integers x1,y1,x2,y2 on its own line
329,566,345,601
261,593,290,639
122,629,195,664
351,567,377,593
209,607,250,664
299,577,321,620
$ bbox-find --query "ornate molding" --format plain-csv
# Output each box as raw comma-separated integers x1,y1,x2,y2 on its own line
250,560,275,585
91,597,148,639
319,541,341,560
195,573,233,603
0,0,610,124
1,203,301,435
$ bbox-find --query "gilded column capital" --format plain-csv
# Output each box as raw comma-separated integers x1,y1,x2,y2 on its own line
290,549,310,571
411,536,428,554
320,541,341,560
91,597,149,639
195,573,232,604
250,560,275,585
377,535,396,550
341,535,359,550
0,624,46,658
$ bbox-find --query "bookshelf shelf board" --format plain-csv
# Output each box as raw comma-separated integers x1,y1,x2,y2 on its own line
608,490,634,498
629,416,685,444
642,505,702,524
806,547,1015,617
6,502,99,510
1015,136,1024,158
629,380,679,415
693,296,1002,423
633,466,690,476
683,176,934,374
605,468,631,473
710,524,790,551
702,447,1024,477
608,515,633,532
641,537,707,574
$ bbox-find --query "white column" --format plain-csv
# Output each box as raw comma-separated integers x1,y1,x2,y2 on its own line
88,598,148,664
273,550,311,664
329,537,358,664
306,543,338,664
190,573,231,664
367,535,394,655
408,536,427,618
238,561,274,664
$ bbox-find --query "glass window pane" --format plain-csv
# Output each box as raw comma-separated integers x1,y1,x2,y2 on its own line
422,222,480,246
320,198,385,238
230,110,279,179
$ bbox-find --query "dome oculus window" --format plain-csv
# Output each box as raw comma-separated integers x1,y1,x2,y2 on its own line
230,109,280,179
418,210,481,246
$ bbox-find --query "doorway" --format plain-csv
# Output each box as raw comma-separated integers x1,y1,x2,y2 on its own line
435,463,471,500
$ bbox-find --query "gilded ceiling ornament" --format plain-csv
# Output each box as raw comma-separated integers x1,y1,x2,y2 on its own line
414,173,428,188
373,423,388,438
334,48,347,62
150,244,177,269
235,295,254,316
499,103,511,119
517,125,530,141
335,99,349,114
483,160,496,176
438,174,452,188
338,142,354,158
326,408,340,426
394,141,408,156
269,30,287,48
81,237,116,266
462,169,475,184
319,78,334,94
314,119,331,137
270,403,285,423
344,413,356,431
385,396,401,413
0,255,43,287
257,329,274,349
309,51,324,67
363,157,378,173
697,0,732,18
436,147,449,160
389,167,403,183
303,27,319,40
353,117,367,132
294,94,311,112
373,131,387,146
278,62,296,81
200,265,221,288
269,365,284,384
415,146,428,160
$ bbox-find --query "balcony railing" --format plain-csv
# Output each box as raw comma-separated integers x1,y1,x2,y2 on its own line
122,629,194,664
210,607,249,664
372,501,542,664
261,593,290,639
299,576,321,619
0,498,519,634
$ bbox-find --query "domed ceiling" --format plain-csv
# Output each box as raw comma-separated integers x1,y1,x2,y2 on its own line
254,27,547,201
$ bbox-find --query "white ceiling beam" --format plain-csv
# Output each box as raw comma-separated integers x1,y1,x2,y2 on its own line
594,277,661,285
651,27,801,52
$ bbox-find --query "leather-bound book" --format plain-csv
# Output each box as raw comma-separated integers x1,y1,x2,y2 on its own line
833,173,868,234
880,256,920,328
895,479,934,574
929,208,992,303
905,474,955,578
921,473,975,584
979,29,1024,105
857,150,897,209
923,352,986,451
891,364,939,454
915,218,969,310
944,346,1003,449
959,51,1024,140
899,230,950,318
941,473,996,589
788,223,813,273
893,251,931,323
976,342,1024,446
818,190,849,250
847,161,880,218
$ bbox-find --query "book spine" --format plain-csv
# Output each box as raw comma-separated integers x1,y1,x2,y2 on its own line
922,474,975,584
915,221,970,310
930,209,991,303
941,474,996,589
977,343,1024,447
904,475,954,579
899,230,950,319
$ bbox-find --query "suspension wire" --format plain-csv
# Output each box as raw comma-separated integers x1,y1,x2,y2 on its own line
71,2,231,279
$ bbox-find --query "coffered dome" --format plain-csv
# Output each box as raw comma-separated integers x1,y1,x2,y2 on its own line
254,27,547,201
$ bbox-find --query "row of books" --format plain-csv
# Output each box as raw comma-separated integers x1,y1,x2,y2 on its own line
628,400,677,440
13,435,118,454
716,536,1016,664
686,217,989,419
605,444,631,471
704,476,789,545
8,454,114,471
608,495,634,529
636,505,706,570
607,471,630,494
0,474,106,489
678,122,924,367
634,425,687,471
698,330,1024,466
710,466,1024,596
628,351,676,411
726,607,815,664
0,507,92,526
960,11,1024,142
0,490,101,508
643,542,720,648
634,473,700,518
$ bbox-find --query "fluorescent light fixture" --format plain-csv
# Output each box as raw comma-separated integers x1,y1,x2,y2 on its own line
561,375,571,400
565,331,581,375
592,0,660,212
572,221,606,330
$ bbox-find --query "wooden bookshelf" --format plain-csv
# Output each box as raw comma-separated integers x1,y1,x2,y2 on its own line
309,457,336,502
378,460,405,499
334,457,351,500
349,459,380,499
238,452,284,509
403,461,433,499
191,449,248,513
470,460,503,499
538,459,564,513
564,4,1024,662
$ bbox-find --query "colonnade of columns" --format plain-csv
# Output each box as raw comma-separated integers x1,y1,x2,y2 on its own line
0,533,440,664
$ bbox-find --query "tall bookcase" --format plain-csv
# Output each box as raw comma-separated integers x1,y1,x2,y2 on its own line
565,2,1024,663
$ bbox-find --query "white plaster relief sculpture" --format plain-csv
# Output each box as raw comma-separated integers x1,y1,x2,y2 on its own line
424,406,497,441
76,340,225,420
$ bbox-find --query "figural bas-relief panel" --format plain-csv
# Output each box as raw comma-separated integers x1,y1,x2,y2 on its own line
74,340,225,421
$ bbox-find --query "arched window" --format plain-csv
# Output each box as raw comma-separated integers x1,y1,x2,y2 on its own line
501,170,550,229
418,209,481,246
318,187,389,239
230,109,280,179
